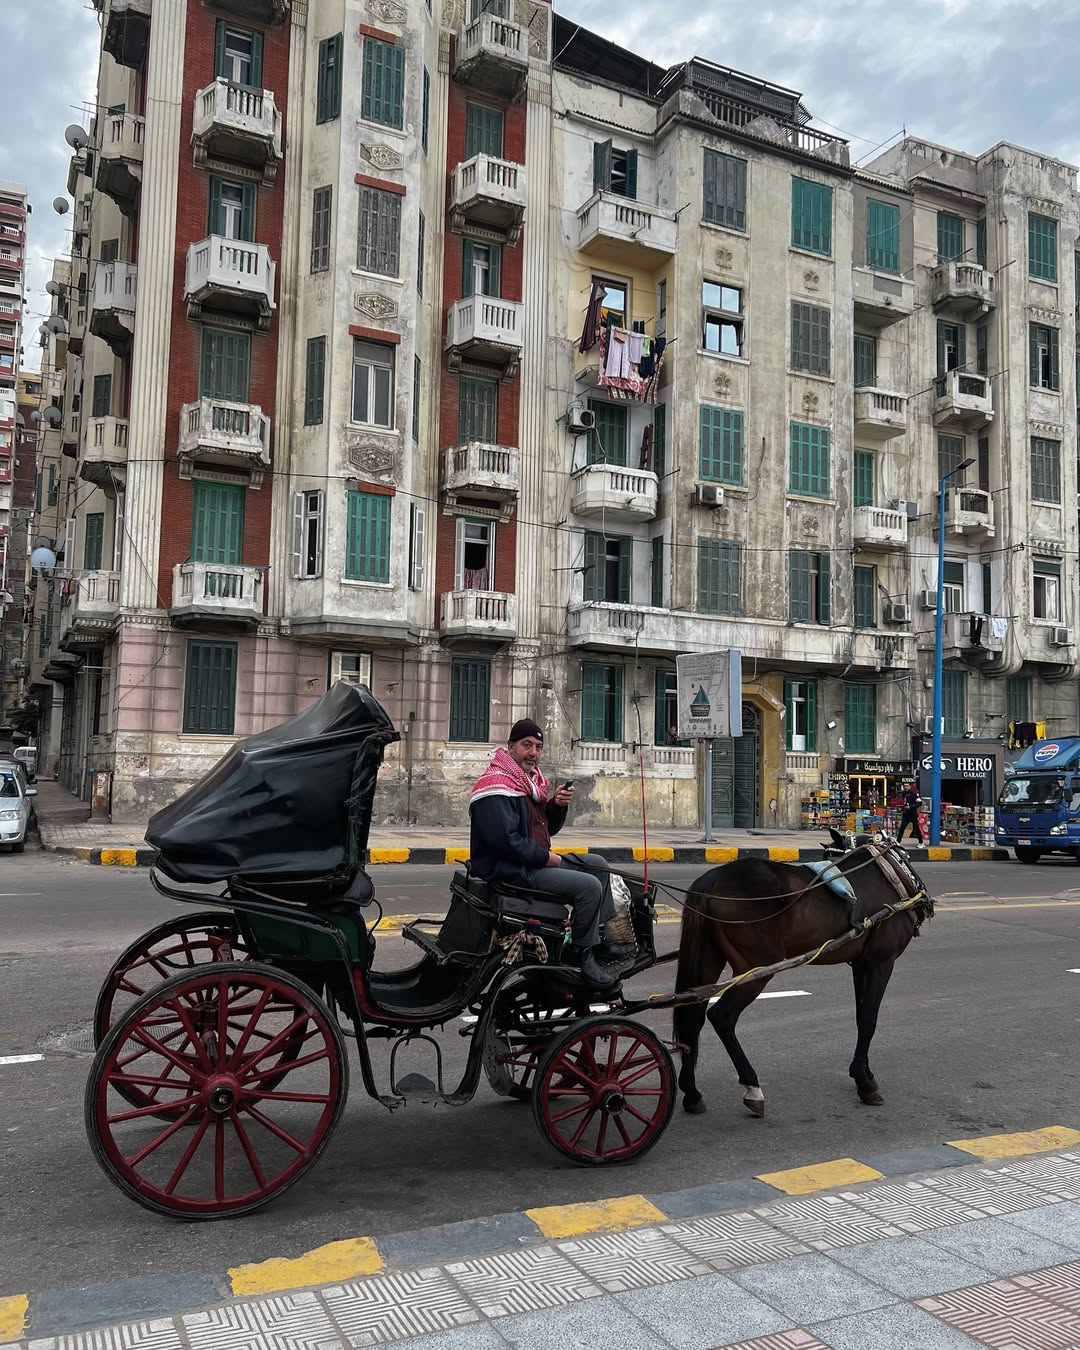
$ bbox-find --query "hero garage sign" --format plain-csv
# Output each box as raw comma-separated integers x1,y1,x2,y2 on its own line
919,754,995,778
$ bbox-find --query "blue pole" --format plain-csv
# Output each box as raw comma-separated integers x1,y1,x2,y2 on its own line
930,472,947,847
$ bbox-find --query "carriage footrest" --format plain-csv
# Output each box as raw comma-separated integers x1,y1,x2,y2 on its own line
401,919,451,963
397,1072,439,1101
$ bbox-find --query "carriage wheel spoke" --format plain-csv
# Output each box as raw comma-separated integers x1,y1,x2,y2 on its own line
245,1047,329,1081
168,997,214,1075
243,1105,308,1154
568,1107,598,1149
235,1013,311,1076
127,1104,201,1167
550,1100,591,1126
108,1093,202,1124
620,1062,662,1090
163,1115,211,1195
231,1110,267,1190
246,1088,333,1104
594,1110,609,1157
214,1118,226,1203
623,1102,657,1128
613,1036,647,1076
131,1027,201,1081
612,1112,634,1148
226,986,272,1067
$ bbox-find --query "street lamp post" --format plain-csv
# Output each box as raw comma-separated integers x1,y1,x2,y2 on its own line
930,456,976,846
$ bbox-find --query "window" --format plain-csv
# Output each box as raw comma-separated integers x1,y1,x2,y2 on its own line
345,490,392,583
853,449,874,507
331,652,370,688
976,322,988,375
789,550,830,623
937,211,964,262
191,482,244,564
84,512,104,571
702,282,743,356
937,433,967,484
581,663,623,741
310,186,332,273
459,376,497,443
980,558,993,613
1033,558,1062,621
942,671,966,737
1031,436,1061,503
1029,322,1060,390
586,400,627,466
656,278,667,338
790,302,830,376
315,33,343,124
422,68,430,154
361,36,404,129
699,406,743,484
462,238,500,297
183,641,237,736
470,0,506,15
292,489,323,579
412,355,421,442
1029,212,1058,282
653,404,666,480
583,533,631,603
357,185,401,277
654,670,680,745
976,217,987,267
844,685,876,754
854,334,876,387
464,101,504,159
91,373,111,419
208,177,254,241
650,535,664,608
200,327,250,400
942,560,965,614
697,539,742,615
214,22,261,86
784,679,816,752
977,435,990,492
99,239,119,264
455,518,493,590
408,502,425,591
351,340,394,427
702,149,746,231
789,422,830,497
1006,675,1030,726
593,140,637,199
936,320,966,376
853,564,876,628
417,211,425,296
791,177,832,255
304,336,325,425
594,277,626,328
449,659,491,742
866,198,900,272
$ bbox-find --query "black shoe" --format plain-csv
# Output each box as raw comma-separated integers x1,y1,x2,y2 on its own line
598,940,637,963
568,945,621,990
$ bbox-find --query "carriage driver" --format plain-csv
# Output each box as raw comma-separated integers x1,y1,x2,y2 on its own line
468,720,629,989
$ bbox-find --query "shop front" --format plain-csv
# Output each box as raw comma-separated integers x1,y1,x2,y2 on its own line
843,758,914,816
915,737,1003,844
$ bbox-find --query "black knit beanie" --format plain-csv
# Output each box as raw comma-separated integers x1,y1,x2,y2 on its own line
508,719,544,745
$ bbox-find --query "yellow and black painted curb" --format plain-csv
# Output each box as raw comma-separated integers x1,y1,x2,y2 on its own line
3,1124,1077,1342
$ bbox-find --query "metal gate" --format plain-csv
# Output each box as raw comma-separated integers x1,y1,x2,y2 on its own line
709,703,760,829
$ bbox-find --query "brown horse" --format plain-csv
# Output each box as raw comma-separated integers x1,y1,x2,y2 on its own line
673,845,932,1118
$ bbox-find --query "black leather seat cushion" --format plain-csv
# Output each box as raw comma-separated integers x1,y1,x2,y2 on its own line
497,894,571,925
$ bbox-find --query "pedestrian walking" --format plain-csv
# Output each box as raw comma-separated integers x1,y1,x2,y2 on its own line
897,783,923,844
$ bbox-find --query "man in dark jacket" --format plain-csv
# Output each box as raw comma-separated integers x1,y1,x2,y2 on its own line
469,720,618,988
898,784,923,844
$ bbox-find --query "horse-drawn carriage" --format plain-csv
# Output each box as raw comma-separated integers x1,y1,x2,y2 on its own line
85,685,932,1220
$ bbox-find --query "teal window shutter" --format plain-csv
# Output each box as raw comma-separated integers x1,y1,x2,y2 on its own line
854,334,876,387
791,178,832,255
593,140,612,192
699,407,744,484
817,553,831,625
582,532,601,603
942,671,966,737
937,211,964,261
617,538,631,603
84,513,104,571
458,376,497,442
208,176,223,236
464,102,504,158
789,422,829,497
240,181,256,242
249,29,263,86
1006,675,1030,725
976,217,987,266
1029,213,1057,282
697,541,741,615
422,68,430,153
362,37,403,129
317,33,343,124
449,659,491,741
92,373,112,418
853,449,874,507
703,150,746,230
345,490,392,582
653,404,666,480
586,400,627,465
580,664,622,741
654,670,673,744
304,336,326,426
844,685,876,754
624,149,638,200
783,679,794,751
805,681,817,752
461,238,475,298
866,199,900,272
214,21,227,79
200,327,250,400
789,551,811,622
650,535,664,607
853,564,876,627
191,482,244,564
183,641,238,736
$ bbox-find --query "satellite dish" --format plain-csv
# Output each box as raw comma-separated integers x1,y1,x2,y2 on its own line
30,409,41,423
0,593,13,606
45,280,61,297
52,197,69,216
30,546,56,572
43,406,62,427
46,316,66,335
64,124,89,151
14,414,23,428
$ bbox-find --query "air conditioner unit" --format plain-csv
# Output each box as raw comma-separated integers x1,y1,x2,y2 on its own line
922,715,942,735
892,499,919,519
919,588,937,611
1051,627,1074,648
884,601,911,625
695,483,725,508
566,400,595,434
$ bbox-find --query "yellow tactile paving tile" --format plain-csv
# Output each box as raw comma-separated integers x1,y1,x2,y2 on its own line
0,1294,28,1341
757,1157,884,1195
526,1194,666,1239
947,1125,1080,1160
229,1236,383,1296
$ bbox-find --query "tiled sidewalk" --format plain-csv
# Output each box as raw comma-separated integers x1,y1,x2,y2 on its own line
6,1152,1080,1348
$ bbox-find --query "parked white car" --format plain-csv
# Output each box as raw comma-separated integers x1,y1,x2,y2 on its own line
0,764,36,852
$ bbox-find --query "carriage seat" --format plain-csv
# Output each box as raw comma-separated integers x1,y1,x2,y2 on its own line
452,868,570,928
230,867,375,916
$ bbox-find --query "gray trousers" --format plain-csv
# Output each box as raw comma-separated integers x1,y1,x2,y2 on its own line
528,852,615,948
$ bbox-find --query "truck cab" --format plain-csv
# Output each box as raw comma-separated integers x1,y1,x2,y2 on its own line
996,738,1080,863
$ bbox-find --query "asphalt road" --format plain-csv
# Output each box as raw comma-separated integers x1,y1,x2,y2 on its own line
1,853,1079,1297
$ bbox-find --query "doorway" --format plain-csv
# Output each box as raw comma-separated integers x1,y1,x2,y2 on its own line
708,703,761,829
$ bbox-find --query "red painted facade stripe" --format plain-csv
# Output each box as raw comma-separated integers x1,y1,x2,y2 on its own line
358,24,397,43
349,324,401,344
348,480,395,496
355,173,405,195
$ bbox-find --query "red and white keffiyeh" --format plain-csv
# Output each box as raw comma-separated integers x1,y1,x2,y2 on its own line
470,746,550,806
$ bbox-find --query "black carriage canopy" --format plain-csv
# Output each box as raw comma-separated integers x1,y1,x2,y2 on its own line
146,683,400,884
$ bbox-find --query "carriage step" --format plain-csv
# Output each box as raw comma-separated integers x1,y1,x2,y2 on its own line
396,1072,439,1101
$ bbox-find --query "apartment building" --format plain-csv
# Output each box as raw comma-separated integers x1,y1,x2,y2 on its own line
0,182,28,716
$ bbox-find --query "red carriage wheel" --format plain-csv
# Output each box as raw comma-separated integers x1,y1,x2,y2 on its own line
532,1017,675,1166
483,984,590,1102
85,961,347,1219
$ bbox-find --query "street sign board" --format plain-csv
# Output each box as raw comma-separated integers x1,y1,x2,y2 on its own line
676,650,742,740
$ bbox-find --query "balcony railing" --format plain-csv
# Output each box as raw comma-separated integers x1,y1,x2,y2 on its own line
941,487,995,539
179,397,270,479
171,562,265,625
449,154,527,243
102,0,152,69
97,113,145,211
932,369,994,430
192,80,282,176
571,463,658,520
89,261,137,356
852,505,909,550
785,751,821,773
58,571,121,649
81,416,129,490
454,13,528,100
852,266,915,327
445,296,523,374
577,191,678,263
184,236,276,327
930,261,996,315
439,589,517,644
441,441,520,507
853,387,907,440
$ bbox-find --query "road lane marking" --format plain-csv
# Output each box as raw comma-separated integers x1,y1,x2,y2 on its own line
0,1054,44,1066
757,1158,884,1194
1067,968,1080,973
0,892,41,897
948,1125,1080,1159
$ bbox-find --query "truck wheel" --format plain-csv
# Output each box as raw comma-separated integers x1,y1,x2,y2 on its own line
1015,846,1041,864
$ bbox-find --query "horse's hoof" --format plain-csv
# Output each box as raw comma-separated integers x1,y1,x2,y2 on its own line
743,1097,766,1118
683,1098,707,1115
859,1090,884,1106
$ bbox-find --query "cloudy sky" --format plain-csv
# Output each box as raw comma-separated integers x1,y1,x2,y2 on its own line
2,0,1077,370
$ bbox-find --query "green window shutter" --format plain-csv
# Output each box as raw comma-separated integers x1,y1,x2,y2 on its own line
488,244,501,297
249,29,263,86
183,641,237,736
461,238,475,298
200,327,250,400
84,513,104,571
1050,325,1060,389
582,532,601,603
976,322,988,375
580,665,603,740
866,199,900,272
593,140,612,192
345,490,391,582
458,376,497,442
586,400,626,465
92,373,111,418
650,535,664,607
239,181,256,242
616,537,631,604
449,659,491,742
853,449,874,507
412,354,421,442
653,404,666,480
789,422,829,497
937,212,964,261
702,150,717,223
422,68,430,153
853,564,875,627
854,334,876,387
191,482,244,564
362,38,402,128
208,176,223,236
817,552,831,625
464,102,504,159
625,149,638,200
654,670,671,744
304,336,326,426
783,679,794,751
703,150,746,230
789,551,811,622
318,33,342,124
721,542,741,615
844,685,876,755
976,217,987,267
805,681,817,752
1029,213,1058,282
1006,675,1030,726
697,540,718,613
214,21,227,79
942,671,966,737
792,178,832,255
1029,324,1041,387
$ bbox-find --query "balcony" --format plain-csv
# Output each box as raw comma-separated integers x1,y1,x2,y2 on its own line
81,416,129,491
62,411,80,459
89,261,137,356
852,266,915,328
184,237,276,329
854,387,907,440
66,151,86,198
937,487,996,541
207,0,288,24
441,442,520,514
932,370,994,431
67,305,87,357
445,296,523,378
449,155,527,245
930,261,996,317
853,505,909,551
439,589,517,647
571,464,658,521
851,631,916,671
97,113,145,215
577,192,678,266
192,80,282,182
102,0,152,69
178,397,271,484
170,562,265,629
58,572,120,651
453,13,528,101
